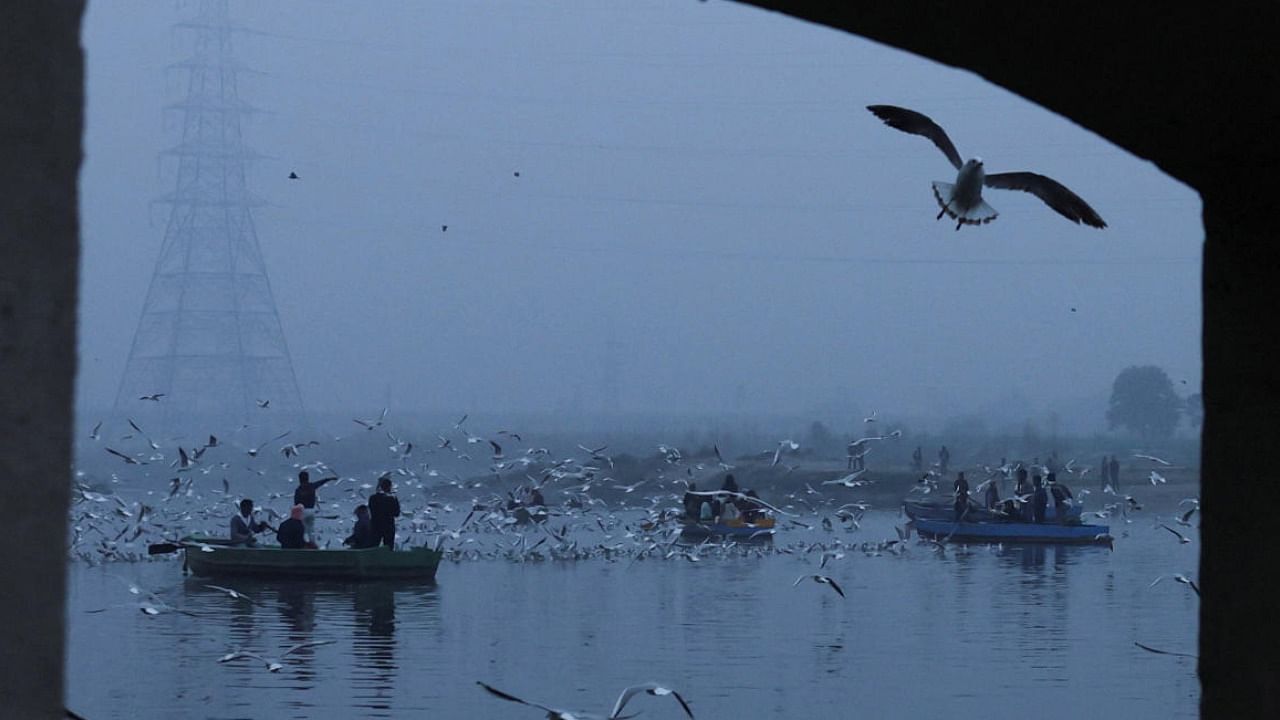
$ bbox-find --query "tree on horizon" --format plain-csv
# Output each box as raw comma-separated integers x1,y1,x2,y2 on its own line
1106,365,1181,442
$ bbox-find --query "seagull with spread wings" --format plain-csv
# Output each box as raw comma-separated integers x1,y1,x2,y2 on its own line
867,104,1106,230
477,680,694,720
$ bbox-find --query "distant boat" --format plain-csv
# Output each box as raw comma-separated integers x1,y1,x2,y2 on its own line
910,517,1111,545
169,536,443,580
903,498,1082,523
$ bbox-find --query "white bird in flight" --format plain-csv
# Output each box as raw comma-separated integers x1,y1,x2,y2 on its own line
793,574,846,598
866,104,1106,230
477,680,694,720
218,640,335,672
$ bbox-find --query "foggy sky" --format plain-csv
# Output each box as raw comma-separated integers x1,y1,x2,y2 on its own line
76,0,1203,432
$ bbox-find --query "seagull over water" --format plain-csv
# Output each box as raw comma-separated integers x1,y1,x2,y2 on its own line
477,680,694,719
866,104,1107,230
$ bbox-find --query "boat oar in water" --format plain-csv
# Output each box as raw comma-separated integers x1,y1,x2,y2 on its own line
148,541,219,555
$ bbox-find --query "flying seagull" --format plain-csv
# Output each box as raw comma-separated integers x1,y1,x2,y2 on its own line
476,680,693,720
1160,524,1192,544
1134,641,1198,660
218,640,334,672
866,104,1106,230
793,574,846,598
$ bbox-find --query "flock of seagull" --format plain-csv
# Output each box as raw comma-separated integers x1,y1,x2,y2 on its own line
70,409,1202,702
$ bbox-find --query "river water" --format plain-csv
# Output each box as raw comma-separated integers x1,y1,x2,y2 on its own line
65,511,1199,719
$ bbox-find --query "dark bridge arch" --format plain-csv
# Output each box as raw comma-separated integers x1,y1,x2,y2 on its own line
734,2,1279,716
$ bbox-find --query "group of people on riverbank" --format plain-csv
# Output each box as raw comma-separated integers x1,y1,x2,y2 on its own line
228,471,401,550
681,474,768,525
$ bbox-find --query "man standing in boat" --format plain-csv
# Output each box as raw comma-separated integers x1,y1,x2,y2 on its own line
911,446,923,472
1047,473,1074,524
939,445,951,475
1031,475,1049,523
953,471,970,520
368,476,401,549
293,470,335,547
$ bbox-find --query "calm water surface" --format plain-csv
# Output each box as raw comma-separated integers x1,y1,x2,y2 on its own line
66,512,1199,719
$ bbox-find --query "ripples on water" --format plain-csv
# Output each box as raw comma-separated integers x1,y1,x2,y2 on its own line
67,512,1198,719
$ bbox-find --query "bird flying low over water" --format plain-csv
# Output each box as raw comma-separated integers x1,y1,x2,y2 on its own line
866,104,1106,230
793,574,846,598
477,680,694,719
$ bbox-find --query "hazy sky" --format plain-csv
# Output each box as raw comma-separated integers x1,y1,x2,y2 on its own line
77,0,1202,430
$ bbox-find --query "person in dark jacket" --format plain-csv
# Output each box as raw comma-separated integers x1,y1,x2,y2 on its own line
527,487,545,507
721,474,739,494
953,471,970,520
740,489,765,523
984,477,1001,510
1047,473,1074,523
368,476,401,548
1014,467,1031,497
1031,476,1049,523
682,482,701,520
277,504,307,549
343,505,376,549
293,470,335,544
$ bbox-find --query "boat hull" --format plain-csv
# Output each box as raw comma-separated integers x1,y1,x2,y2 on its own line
911,518,1111,545
180,537,442,580
680,521,775,541
903,499,1081,523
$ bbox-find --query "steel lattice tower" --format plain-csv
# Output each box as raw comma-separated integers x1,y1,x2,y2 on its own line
115,0,305,430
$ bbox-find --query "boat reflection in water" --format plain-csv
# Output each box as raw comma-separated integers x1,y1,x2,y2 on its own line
181,576,439,716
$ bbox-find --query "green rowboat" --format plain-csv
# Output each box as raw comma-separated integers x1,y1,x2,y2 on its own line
178,536,443,580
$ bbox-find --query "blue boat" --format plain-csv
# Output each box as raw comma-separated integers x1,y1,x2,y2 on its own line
911,517,1112,545
903,498,1081,523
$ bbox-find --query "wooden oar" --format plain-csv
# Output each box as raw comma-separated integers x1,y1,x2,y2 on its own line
147,542,187,555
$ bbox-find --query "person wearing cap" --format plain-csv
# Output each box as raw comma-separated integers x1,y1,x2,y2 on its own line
276,504,307,549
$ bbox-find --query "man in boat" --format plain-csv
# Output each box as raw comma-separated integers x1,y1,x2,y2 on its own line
527,486,545,508
953,471,970,520
343,504,377,549
1031,475,1049,523
1047,473,1075,523
277,504,307,549
368,476,401,548
911,446,923,472
293,471,335,545
938,445,951,475
682,482,701,520
230,498,272,546
984,476,1001,510
1014,466,1031,497
721,473,739,494
740,489,766,523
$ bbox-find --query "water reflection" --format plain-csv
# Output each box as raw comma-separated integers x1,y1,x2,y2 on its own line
68,521,1194,720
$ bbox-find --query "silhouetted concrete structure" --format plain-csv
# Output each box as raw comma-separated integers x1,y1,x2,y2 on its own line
0,2,83,718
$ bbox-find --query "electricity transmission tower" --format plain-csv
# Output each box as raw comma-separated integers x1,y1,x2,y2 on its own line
115,0,305,431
